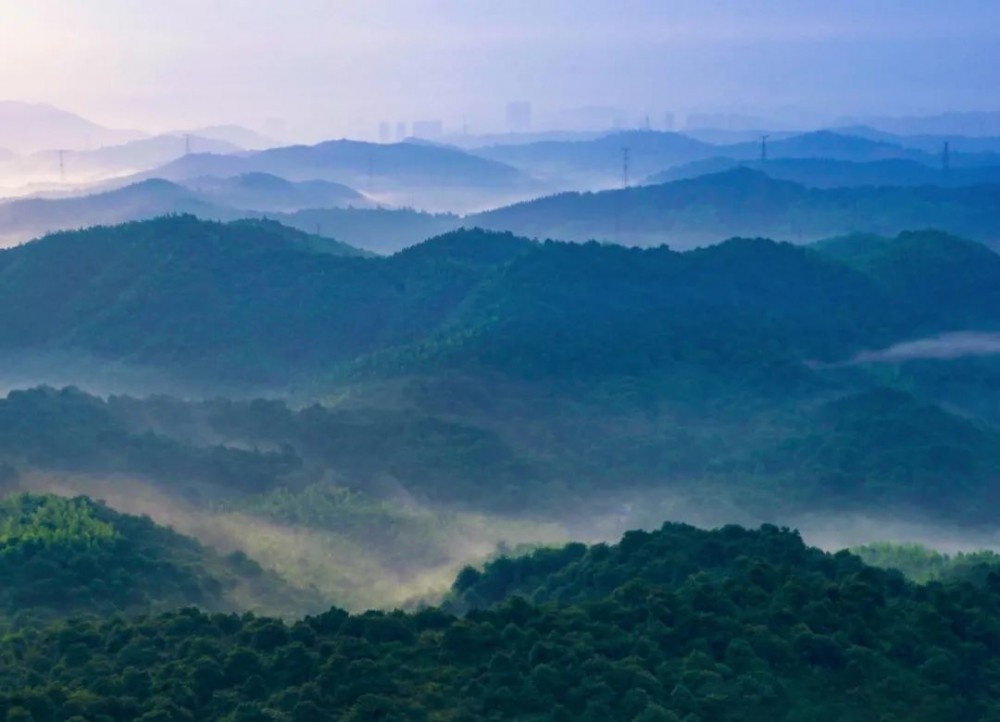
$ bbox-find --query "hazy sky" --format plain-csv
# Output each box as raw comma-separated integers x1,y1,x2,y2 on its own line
1,0,998,140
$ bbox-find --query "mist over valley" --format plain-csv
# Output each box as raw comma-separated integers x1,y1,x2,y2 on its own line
0,2,998,719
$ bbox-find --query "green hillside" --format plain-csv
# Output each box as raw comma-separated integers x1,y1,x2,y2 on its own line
733,388,1000,518
0,386,301,497
813,230,1000,329
0,220,998,524
0,217,530,383
0,494,317,621
5,218,995,391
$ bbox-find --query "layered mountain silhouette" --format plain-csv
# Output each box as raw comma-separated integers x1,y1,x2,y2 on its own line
469,168,1000,248
0,176,367,246
134,138,542,212
0,100,144,153
472,130,717,187
648,157,1000,188
472,129,1000,190
178,173,366,212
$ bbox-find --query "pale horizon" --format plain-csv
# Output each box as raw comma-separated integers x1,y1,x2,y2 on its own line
2,0,998,143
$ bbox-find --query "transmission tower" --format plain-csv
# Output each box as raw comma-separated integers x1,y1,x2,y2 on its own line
57,150,66,182
185,134,192,156
760,135,769,163
622,147,630,188
942,141,951,174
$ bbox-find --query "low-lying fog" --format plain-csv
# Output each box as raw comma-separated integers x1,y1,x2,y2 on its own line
846,331,1000,365
14,469,998,617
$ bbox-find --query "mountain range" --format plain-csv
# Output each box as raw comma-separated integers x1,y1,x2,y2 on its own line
133,138,544,212
0,176,367,246
472,130,717,188
0,211,997,722
831,124,1000,154
0,217,998,525
470,168,1000,249
648,157,1000,188
471,129,1000,190
2,216,995,387
0,101,144,153
5,166,1000,254
0,134,243,188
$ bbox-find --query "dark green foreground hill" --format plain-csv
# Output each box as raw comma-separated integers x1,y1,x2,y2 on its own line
0,522,996,721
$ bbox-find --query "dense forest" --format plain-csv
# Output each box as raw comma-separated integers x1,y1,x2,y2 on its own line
0,219,998,530
0,378,997,621
3,378,999,525
4,3,1000,718
0,213,997,717
1,217,997,390
0,519,995,720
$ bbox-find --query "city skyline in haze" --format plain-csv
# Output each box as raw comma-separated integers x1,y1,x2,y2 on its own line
1,0,998,142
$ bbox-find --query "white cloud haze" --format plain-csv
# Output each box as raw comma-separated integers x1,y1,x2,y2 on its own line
0,0,998,140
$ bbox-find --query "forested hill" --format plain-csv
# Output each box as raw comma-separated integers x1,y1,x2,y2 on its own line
468,168,1000,249
0,520,996,720
0,217,534,384
0,494,317,620
0,221,998,525
0,216,997,390
446,522,850,610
